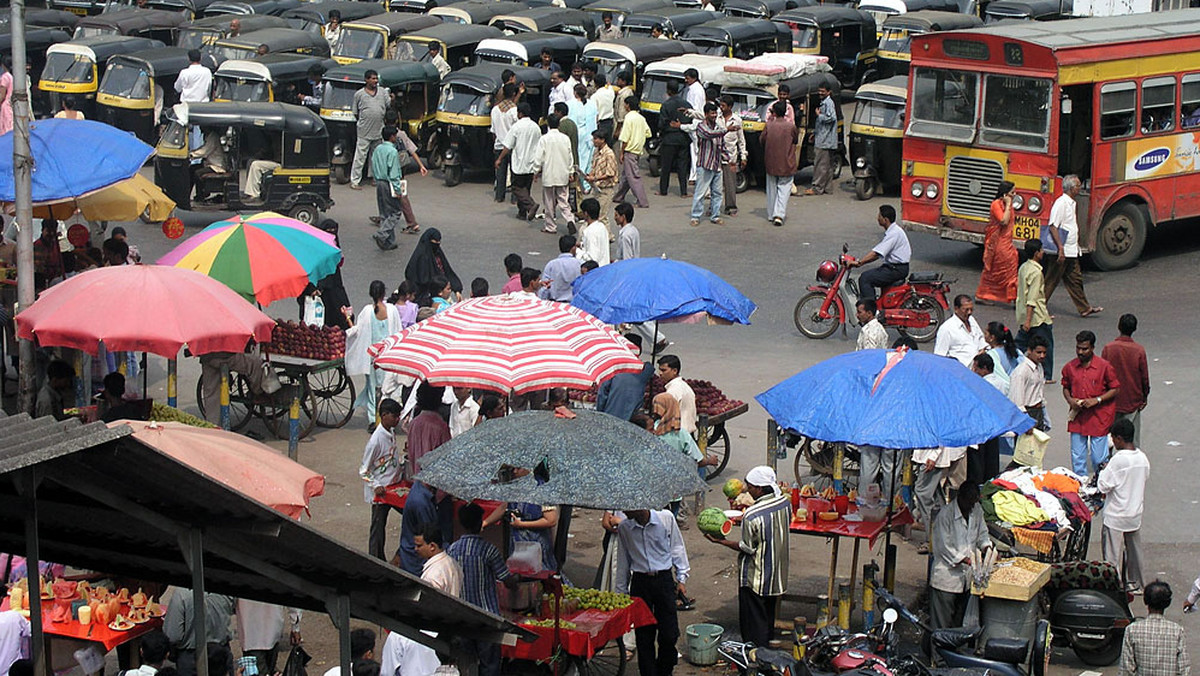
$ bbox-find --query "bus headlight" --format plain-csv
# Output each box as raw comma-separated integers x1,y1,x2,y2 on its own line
911,182,924,198
1027,195,1042,213
1012,194,1025,210
925,183,939,200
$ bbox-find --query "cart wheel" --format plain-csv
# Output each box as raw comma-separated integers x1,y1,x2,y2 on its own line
703,423,731,480
265,372,319,440
333,164,350,185
309,367,357,428
195,373,254,432
797,438,860,481
571,639,627,676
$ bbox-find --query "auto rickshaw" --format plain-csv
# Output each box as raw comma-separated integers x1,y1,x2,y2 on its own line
581,0,674,29
95,46,196,144
388,0,439,13
983,0,1071,21
488,7,595,38
855,0,960,36
581,36,694,92
332,13,439,64
621,6,719,38
213,53,337,102
527,0,592,8
320,59,441,183
210,27,331,62
0,27,71,117
394,23,502,70
682,18,789,58
429,0,529,25
176,14,290,49
155,101,333,221
432,63,550,186
475,32,587,67
876,10,978,78
771,6,878,88
723,0,808,19
203,0,302,16
2,9,81,31
848,74,904,199
72,8,187,43
282,1,385,36
40,35,165,117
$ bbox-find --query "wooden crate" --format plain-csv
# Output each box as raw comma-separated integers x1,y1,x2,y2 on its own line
974,558,1052,602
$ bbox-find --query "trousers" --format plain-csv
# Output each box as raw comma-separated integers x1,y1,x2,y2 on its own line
1102,525,1144,589
592,183,616,234
542,185,572,232
858,445,897,504
660,143,689,196
614,152,649,207
1015,323,1055,380
690,167,723,220
631,570,680,676
369,502,399,560
765,174,793,221
1070,433,1108,476
858,263,909,301
244,160,279,199
812,147,835,194
722,163,739,211
738,587,777,647
199,352,267,424
351,136,380,187
493,148,509,202
374,181,404,247
929,588,969,630
1043,255,1092,314
511,172,537,218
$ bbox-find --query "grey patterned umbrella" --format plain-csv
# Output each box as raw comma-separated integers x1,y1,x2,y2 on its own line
414,410,707,510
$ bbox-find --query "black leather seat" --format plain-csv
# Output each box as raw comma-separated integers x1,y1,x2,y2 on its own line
983,638,1029,664
908,271,941,283
932,627,980,652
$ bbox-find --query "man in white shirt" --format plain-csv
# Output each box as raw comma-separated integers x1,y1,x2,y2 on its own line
360,398,405,560
119,628,169,676
490,82,519,203
657,354,696,435
534,114,574,234
380,631,441,676
449,387,479,438
1098,418,1149,592
496,103,542,221
683,68,706,183
1008,334,1049,430
592,73,616,143
429,43,451,79
576,198,610,266
614,509,690,676
934,295,987,367
1043,174,1102,317
236,600,301,675
323,10,343,52
615,202,639,260
855,299,889,350
548,70,572,112
175,50,212,103
416,524,463,597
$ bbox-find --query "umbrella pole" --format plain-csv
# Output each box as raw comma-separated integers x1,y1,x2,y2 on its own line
142,352,148,399
884,449,897,560
168,358,178,408
220,365,231,430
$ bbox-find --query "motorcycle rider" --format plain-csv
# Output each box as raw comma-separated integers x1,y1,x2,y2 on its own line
848,205,911,301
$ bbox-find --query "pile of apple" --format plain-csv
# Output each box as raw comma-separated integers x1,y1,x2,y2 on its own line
269,320,346,360
647,377,745,417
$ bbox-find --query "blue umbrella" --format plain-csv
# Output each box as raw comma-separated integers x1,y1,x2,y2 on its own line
571,257,757,325
0,119,154,203
756,348,1034,449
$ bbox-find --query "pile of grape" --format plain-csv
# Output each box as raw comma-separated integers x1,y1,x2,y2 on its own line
562,588,634,611
150,403,217,428
522,619,578,629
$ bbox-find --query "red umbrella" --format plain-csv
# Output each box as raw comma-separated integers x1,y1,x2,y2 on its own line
368,295,642,394
16,265,274,358
115,420,324,519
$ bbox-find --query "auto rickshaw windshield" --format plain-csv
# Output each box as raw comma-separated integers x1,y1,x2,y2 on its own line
43,53,95,83
100,61,152,98
590,56,627,84
878,27,916,54
439,83,490,116
178,28,221,49
780,21,817,49
727,91,771,122
336,28,384,59
640,77,669,106
215,77,269,101
213,44,258,61
323,80,357,110
73,26,119,39
853,98,904,127
691,39,726,56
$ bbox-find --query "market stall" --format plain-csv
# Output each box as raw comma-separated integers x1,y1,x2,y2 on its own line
979,466,1100,563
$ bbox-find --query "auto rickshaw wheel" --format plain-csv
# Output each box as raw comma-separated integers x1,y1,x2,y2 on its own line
288,203,320,224
854,177,877,201
647,154,660,178
333,165,350,185
444,164,463,187
735,170,749,193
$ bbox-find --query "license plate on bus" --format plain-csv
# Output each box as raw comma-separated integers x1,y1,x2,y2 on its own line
1012,215,1040,241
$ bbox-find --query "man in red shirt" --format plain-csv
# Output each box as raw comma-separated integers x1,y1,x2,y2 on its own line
1061,330,1120,476
1101,314,1149,447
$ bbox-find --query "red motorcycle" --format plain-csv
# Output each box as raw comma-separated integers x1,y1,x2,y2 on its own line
793,245,951,343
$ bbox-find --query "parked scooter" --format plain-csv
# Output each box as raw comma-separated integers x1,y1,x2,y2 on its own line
793,244,951,343
1045,562,1134,666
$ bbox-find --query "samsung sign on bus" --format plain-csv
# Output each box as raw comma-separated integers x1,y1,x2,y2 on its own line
1133,147,1171,173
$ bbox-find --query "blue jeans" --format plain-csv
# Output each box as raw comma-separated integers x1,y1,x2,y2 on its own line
690,166,723,220
1070,433,1108,476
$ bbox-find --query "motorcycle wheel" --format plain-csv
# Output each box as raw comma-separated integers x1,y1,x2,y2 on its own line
793,291,840,339
897,293,944,343
1071,637,1123,667
854,177,876,201
1032,620,1052,676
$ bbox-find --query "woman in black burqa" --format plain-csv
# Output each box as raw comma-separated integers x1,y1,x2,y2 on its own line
404,227,461,306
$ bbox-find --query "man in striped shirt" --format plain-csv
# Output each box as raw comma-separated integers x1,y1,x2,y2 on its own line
686,103,740,227
707,466,791,646
447,504,510,676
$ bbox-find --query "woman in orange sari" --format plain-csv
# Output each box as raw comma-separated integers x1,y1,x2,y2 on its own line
976,181,1018,305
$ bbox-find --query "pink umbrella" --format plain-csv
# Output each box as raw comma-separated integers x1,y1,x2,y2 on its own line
368,295,642,394
115,420,325,519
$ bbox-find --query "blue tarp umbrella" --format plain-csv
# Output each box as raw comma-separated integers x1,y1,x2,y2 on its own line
0,119,154,203
756,348,1034,449
570,257,757,325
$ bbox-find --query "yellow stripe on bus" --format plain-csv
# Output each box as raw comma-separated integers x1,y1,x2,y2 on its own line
1060,52,1200,85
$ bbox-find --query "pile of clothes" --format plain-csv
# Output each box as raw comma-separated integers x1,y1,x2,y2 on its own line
980,466,1101,554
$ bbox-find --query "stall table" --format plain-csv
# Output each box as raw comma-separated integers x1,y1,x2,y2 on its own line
2,597,162,663
503,596,656,671
374,480,505,514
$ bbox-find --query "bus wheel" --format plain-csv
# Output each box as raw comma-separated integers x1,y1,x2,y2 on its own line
854,177,876,201
1091,202,1146,271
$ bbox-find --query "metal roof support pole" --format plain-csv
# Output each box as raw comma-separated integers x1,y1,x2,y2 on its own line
180,528,211,676
327,595,351,676
17,468,46,676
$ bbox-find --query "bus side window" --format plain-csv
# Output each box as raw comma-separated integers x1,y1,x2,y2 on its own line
1181,73,1200,130
1098,81,1135,140
1140,76,1175,134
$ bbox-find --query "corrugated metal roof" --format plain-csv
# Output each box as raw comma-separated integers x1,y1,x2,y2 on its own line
955,7,1200,49
0,414,131,475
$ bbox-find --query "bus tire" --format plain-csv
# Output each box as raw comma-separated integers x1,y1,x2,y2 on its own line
1091,202,1146,271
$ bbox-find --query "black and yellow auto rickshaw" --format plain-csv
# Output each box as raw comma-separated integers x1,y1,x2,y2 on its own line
155,101,332,220
40,35,165,117
210,27,332,62
433,63,550,186
332,13,440,64
621,6,719,38
581,36,694,92
320,59,441,183
474,31,587,67
723,0,808,19
96,46,197,143
0,27,71,117
771,6,878,88
488,7,595,38
282,1,386,36
682,18,789,58
848,74,904,199
4,9,81,31
855,0,959,37
72,8,187,43
176,14,291,48
213,53,337,102
394,23,502,70
203,0,302,16
876,10,977,78
429,0,529,25
528,0,591,8
983,0,1072,21
581,0,673,29
388,0,439,14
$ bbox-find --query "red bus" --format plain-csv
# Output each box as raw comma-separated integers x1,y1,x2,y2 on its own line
900,10,1200,270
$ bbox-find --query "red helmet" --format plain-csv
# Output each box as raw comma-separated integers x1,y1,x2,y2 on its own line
816,260,838,283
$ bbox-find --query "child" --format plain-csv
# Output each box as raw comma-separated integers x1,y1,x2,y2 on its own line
615,202,639,260
360,397,405,559
470,277,489,298
389,280,419,328
430,275,453,314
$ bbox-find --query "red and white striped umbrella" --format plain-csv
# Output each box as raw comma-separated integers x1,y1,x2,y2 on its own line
368,295,643,394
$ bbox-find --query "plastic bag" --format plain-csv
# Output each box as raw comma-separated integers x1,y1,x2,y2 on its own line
303,294,325,328
506,541,544,576
282,645,311,676
1014,429,1050,468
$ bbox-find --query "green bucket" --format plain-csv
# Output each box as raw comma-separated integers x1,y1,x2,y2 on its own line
685,623,724,666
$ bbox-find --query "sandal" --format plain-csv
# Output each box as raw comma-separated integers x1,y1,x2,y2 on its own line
541,225,558,234
1081,306,1104,317
402,225,420,235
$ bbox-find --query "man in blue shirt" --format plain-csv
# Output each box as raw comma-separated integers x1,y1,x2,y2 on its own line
849,204,912,301
447,504,509,676
615,508,690,676
539,235,581,302
806,83,839,196
597,334,655,421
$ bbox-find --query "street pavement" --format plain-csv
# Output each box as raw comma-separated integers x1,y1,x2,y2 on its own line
64,159,1200,675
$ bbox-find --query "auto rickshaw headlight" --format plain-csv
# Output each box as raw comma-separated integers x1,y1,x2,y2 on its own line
1027,196,1042,213
1012,194,1025,210
855,157,866,169
924,183,938,200
910,182,923,198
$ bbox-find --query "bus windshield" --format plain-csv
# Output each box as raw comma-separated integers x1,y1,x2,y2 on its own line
980,74,1051,150
336,28,384,60
42,53,95,84
439,83,489,116
100,61,152,98
909,67,977,142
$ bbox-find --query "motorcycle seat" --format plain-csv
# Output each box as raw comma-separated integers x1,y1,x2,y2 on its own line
983,638,1029,664
931,628,980,652
907,271,941,283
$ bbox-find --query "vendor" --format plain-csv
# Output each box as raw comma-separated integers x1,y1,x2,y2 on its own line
930,481,992,629
484,503,560,573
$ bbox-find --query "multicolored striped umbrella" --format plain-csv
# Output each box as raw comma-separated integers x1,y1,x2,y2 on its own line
368,295,643,394
157,212,341,306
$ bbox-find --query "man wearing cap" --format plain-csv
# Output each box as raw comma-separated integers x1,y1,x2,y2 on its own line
706,466,791,646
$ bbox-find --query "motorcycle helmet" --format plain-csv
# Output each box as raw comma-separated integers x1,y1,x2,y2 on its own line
816,260,838,283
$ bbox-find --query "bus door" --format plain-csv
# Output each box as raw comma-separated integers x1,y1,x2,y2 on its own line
1057,83,1092,184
